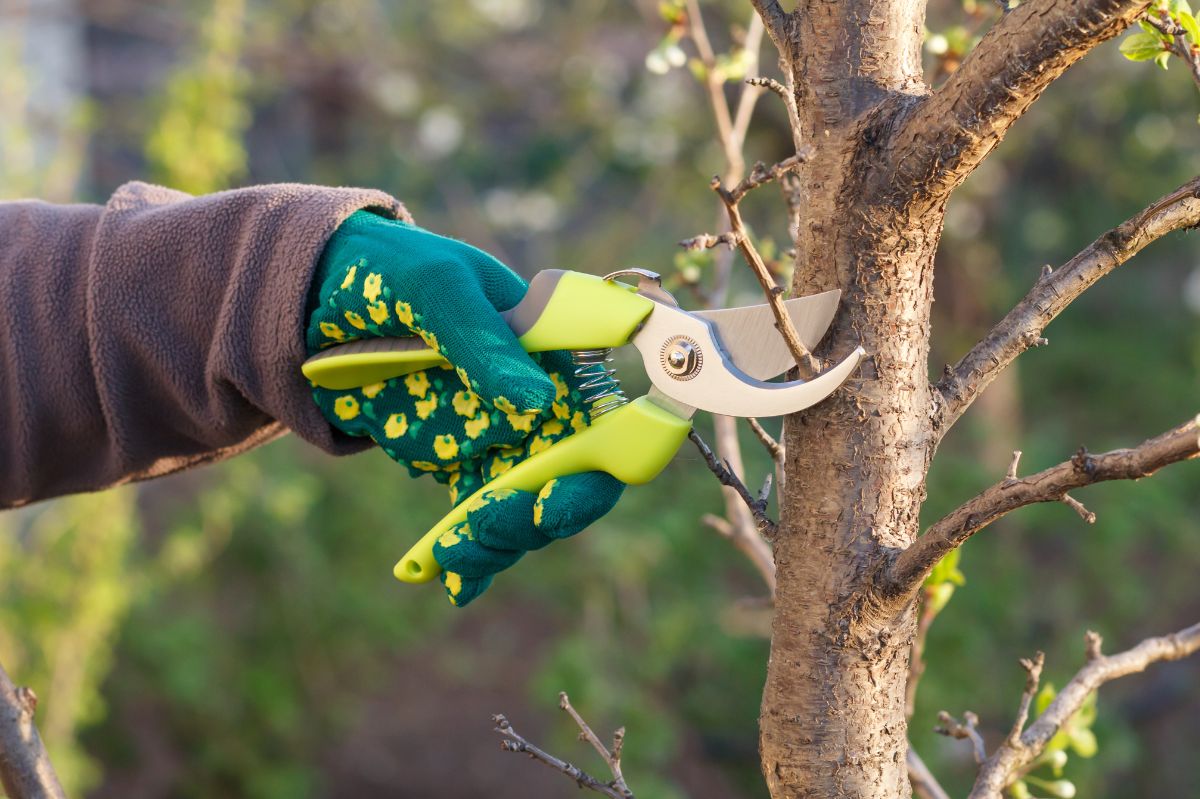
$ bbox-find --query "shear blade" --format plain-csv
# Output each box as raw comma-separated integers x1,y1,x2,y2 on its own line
692,290,841,381
632,302,865,418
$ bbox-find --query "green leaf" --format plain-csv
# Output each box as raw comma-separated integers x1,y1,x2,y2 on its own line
926,583,956,615
1180,10,1200,44
1068,727,1098,758
1120,32,1168,61
1036,682,1057,714
1139,18,1172,41
1155,50,1172,69
1169,0,1193,18
925,546,966,587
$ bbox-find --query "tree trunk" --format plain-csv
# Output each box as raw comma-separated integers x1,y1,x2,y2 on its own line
761,1,939,795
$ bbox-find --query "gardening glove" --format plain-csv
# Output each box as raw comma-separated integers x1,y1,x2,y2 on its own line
305,210,624,606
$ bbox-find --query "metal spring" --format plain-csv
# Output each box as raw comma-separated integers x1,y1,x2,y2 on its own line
571,348,627,418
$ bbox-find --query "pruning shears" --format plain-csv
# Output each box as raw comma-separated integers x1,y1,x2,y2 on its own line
301,268,865,585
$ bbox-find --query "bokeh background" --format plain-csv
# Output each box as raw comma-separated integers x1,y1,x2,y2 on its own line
1,0,1197,797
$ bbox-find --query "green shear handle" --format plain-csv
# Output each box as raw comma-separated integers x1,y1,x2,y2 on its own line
394,396,690,582
302,270,687,584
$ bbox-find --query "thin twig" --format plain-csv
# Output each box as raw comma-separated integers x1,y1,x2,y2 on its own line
730,13,767,148
559,692,630,791
679,231,738,251
908,747,952,799
686,0,741,178
1142,8,1200,91
0,664,67,799
748,0,791,55
746,417,783,464
727,150,813,204
494,695,635,799
1008,652,1045,745
936,710,987,764
689,429,778,538
494,715,628,799
886,413,1200,595
710,172,821,374
969,623,1200,799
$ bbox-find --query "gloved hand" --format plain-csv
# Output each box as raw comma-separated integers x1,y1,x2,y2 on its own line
305,210,624,606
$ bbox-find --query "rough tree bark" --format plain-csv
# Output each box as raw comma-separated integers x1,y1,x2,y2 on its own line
758,0,1156,796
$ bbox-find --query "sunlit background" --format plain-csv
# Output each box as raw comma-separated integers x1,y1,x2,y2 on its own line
1,0,1198,797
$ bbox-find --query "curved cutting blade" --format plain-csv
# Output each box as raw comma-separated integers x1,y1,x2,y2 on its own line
693,290,841,380
631,301,865,418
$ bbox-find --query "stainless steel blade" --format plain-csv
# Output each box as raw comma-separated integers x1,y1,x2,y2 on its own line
693,290,840,380
631,302,865,418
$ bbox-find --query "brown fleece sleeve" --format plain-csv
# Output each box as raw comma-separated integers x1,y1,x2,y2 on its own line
0,181,410,508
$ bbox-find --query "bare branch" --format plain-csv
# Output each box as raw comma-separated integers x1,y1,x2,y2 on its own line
936,710,987,764
907,747,952,799
746,76,803,154
934,175,1200,433
746,417,784,464
689,429,778,538
748,0,791,55
0,664,66,799
887,414,1200,595
727,150,813,204
679,231,738,251
710,173,821,374
494,696,635,799
1061,494,1096,524
969,623,1200,799
731,13,767,149
889,0,1150,204
746,76,787,100
686,0,742,178
1008,652,1045,745
558,693,632,793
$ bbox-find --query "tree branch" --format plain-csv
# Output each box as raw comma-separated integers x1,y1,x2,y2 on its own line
934,175,1200,433
710,165,821,374
689,429,778,538
887,414,1200,595
0,664,66,799
493,693,634,799
748,0,790,56
907,747,952,799
935,710,987,764
969,625,1200,799
889,0,1150,204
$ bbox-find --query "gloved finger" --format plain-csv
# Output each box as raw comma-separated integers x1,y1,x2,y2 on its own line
469,472,625,552
432,520,523,579
466,488,552,551
407,273,557,419
532,472,625,540
439,571,491,607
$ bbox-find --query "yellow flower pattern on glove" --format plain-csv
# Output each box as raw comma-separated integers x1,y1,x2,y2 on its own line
384,413,409,438
363,272,383,302
334,395,360,421
306,214,621,607
433,434,460,460
319,322,346,343
367,301,389,325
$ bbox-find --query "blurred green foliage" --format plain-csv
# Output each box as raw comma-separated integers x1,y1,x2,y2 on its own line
1,0,1197,797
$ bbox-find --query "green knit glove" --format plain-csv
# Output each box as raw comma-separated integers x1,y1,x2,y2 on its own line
305,211,624,606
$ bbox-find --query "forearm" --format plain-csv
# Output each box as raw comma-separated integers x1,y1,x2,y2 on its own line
0,181,408,507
